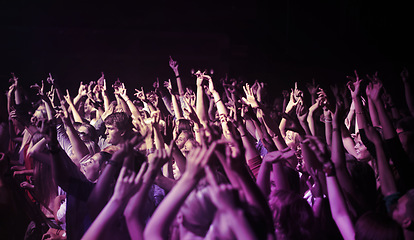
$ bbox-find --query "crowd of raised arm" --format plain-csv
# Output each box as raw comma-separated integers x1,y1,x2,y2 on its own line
1,58,414,240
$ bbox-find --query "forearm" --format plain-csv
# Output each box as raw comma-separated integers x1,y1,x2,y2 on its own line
324,113,332,147
65,122,89,165
212,90,228,116
403,81,414,116
196,85,208,125
373,99,397,139
375,141,398,197
326,175,355,240
332,123,356,198
221,209,258,240
116,95,132,116
353,96,367,129
367,98,380,127
83,198,127,240
256,162,272,197
87,161,120,219
144,174,198,239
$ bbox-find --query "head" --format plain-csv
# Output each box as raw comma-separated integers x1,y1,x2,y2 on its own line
355,211,403,240
30,104,47,129
104,112,133,146
80,151,112,182
75,122,98,143
353,132,372,162
175,130,194,150
176,186,216,239
173,119,193,140
269,189,315,240
392,189,414,230
182,138,200,157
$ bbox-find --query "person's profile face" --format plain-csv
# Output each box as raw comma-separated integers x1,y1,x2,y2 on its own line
105,124,123,145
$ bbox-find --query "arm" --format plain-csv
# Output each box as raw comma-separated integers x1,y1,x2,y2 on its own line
124,149,171,240
205,167,259,240
364,126,397,197
144,144,217,240
401,68,414,116
304,137,355,240
82,164,147,240
169,56,185,96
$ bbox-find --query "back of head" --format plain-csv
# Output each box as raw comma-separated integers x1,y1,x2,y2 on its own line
179,186,216,237
355,211,403,240
269,189,315,240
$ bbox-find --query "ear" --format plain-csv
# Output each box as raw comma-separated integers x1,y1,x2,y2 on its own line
402,218,412,229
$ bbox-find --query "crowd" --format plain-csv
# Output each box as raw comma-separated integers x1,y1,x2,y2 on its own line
1,56,414,240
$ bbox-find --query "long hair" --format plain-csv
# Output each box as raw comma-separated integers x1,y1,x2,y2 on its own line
269,189,315,240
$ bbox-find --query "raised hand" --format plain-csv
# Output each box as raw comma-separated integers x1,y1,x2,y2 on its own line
168,56,179,74
46,73,55,85
306,78,320,96
30,80,45,97
263,147,296,164
366,81,383,102
205,166,240,211
184,141,218,179
112,162,148,201
77,82,88,97
346,70,363,98
296,102,308,123
302,136,330,165
134,87,147,102
163,79,173,94
242,83,259,108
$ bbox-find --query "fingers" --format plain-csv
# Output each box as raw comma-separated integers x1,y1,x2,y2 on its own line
135,162,148,185
205,165,218,189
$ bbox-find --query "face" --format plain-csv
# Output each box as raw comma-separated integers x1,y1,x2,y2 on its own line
31,106,46,129
182,140,196,157
80,153,103,182
353,133,371,161
105,124,123,146
176,132,191,149
77,126,91,142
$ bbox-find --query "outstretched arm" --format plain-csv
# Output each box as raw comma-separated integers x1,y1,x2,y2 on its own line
82,163,148,240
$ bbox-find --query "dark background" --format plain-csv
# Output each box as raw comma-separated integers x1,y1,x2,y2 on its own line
1,0,413,105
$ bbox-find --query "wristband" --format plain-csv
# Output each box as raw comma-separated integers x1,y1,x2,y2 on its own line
215,99,222,104
175,75,180,78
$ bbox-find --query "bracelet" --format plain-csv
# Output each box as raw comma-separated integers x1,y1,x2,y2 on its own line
215,99,222,104
175,75,180,78
356,112,364,114
240,134,246,138
126,99,132,103
332,127,339,132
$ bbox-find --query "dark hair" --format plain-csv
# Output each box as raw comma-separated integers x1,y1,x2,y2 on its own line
269,190,315,240
176,119,192,135
104,112,133,134
355,211,403,240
